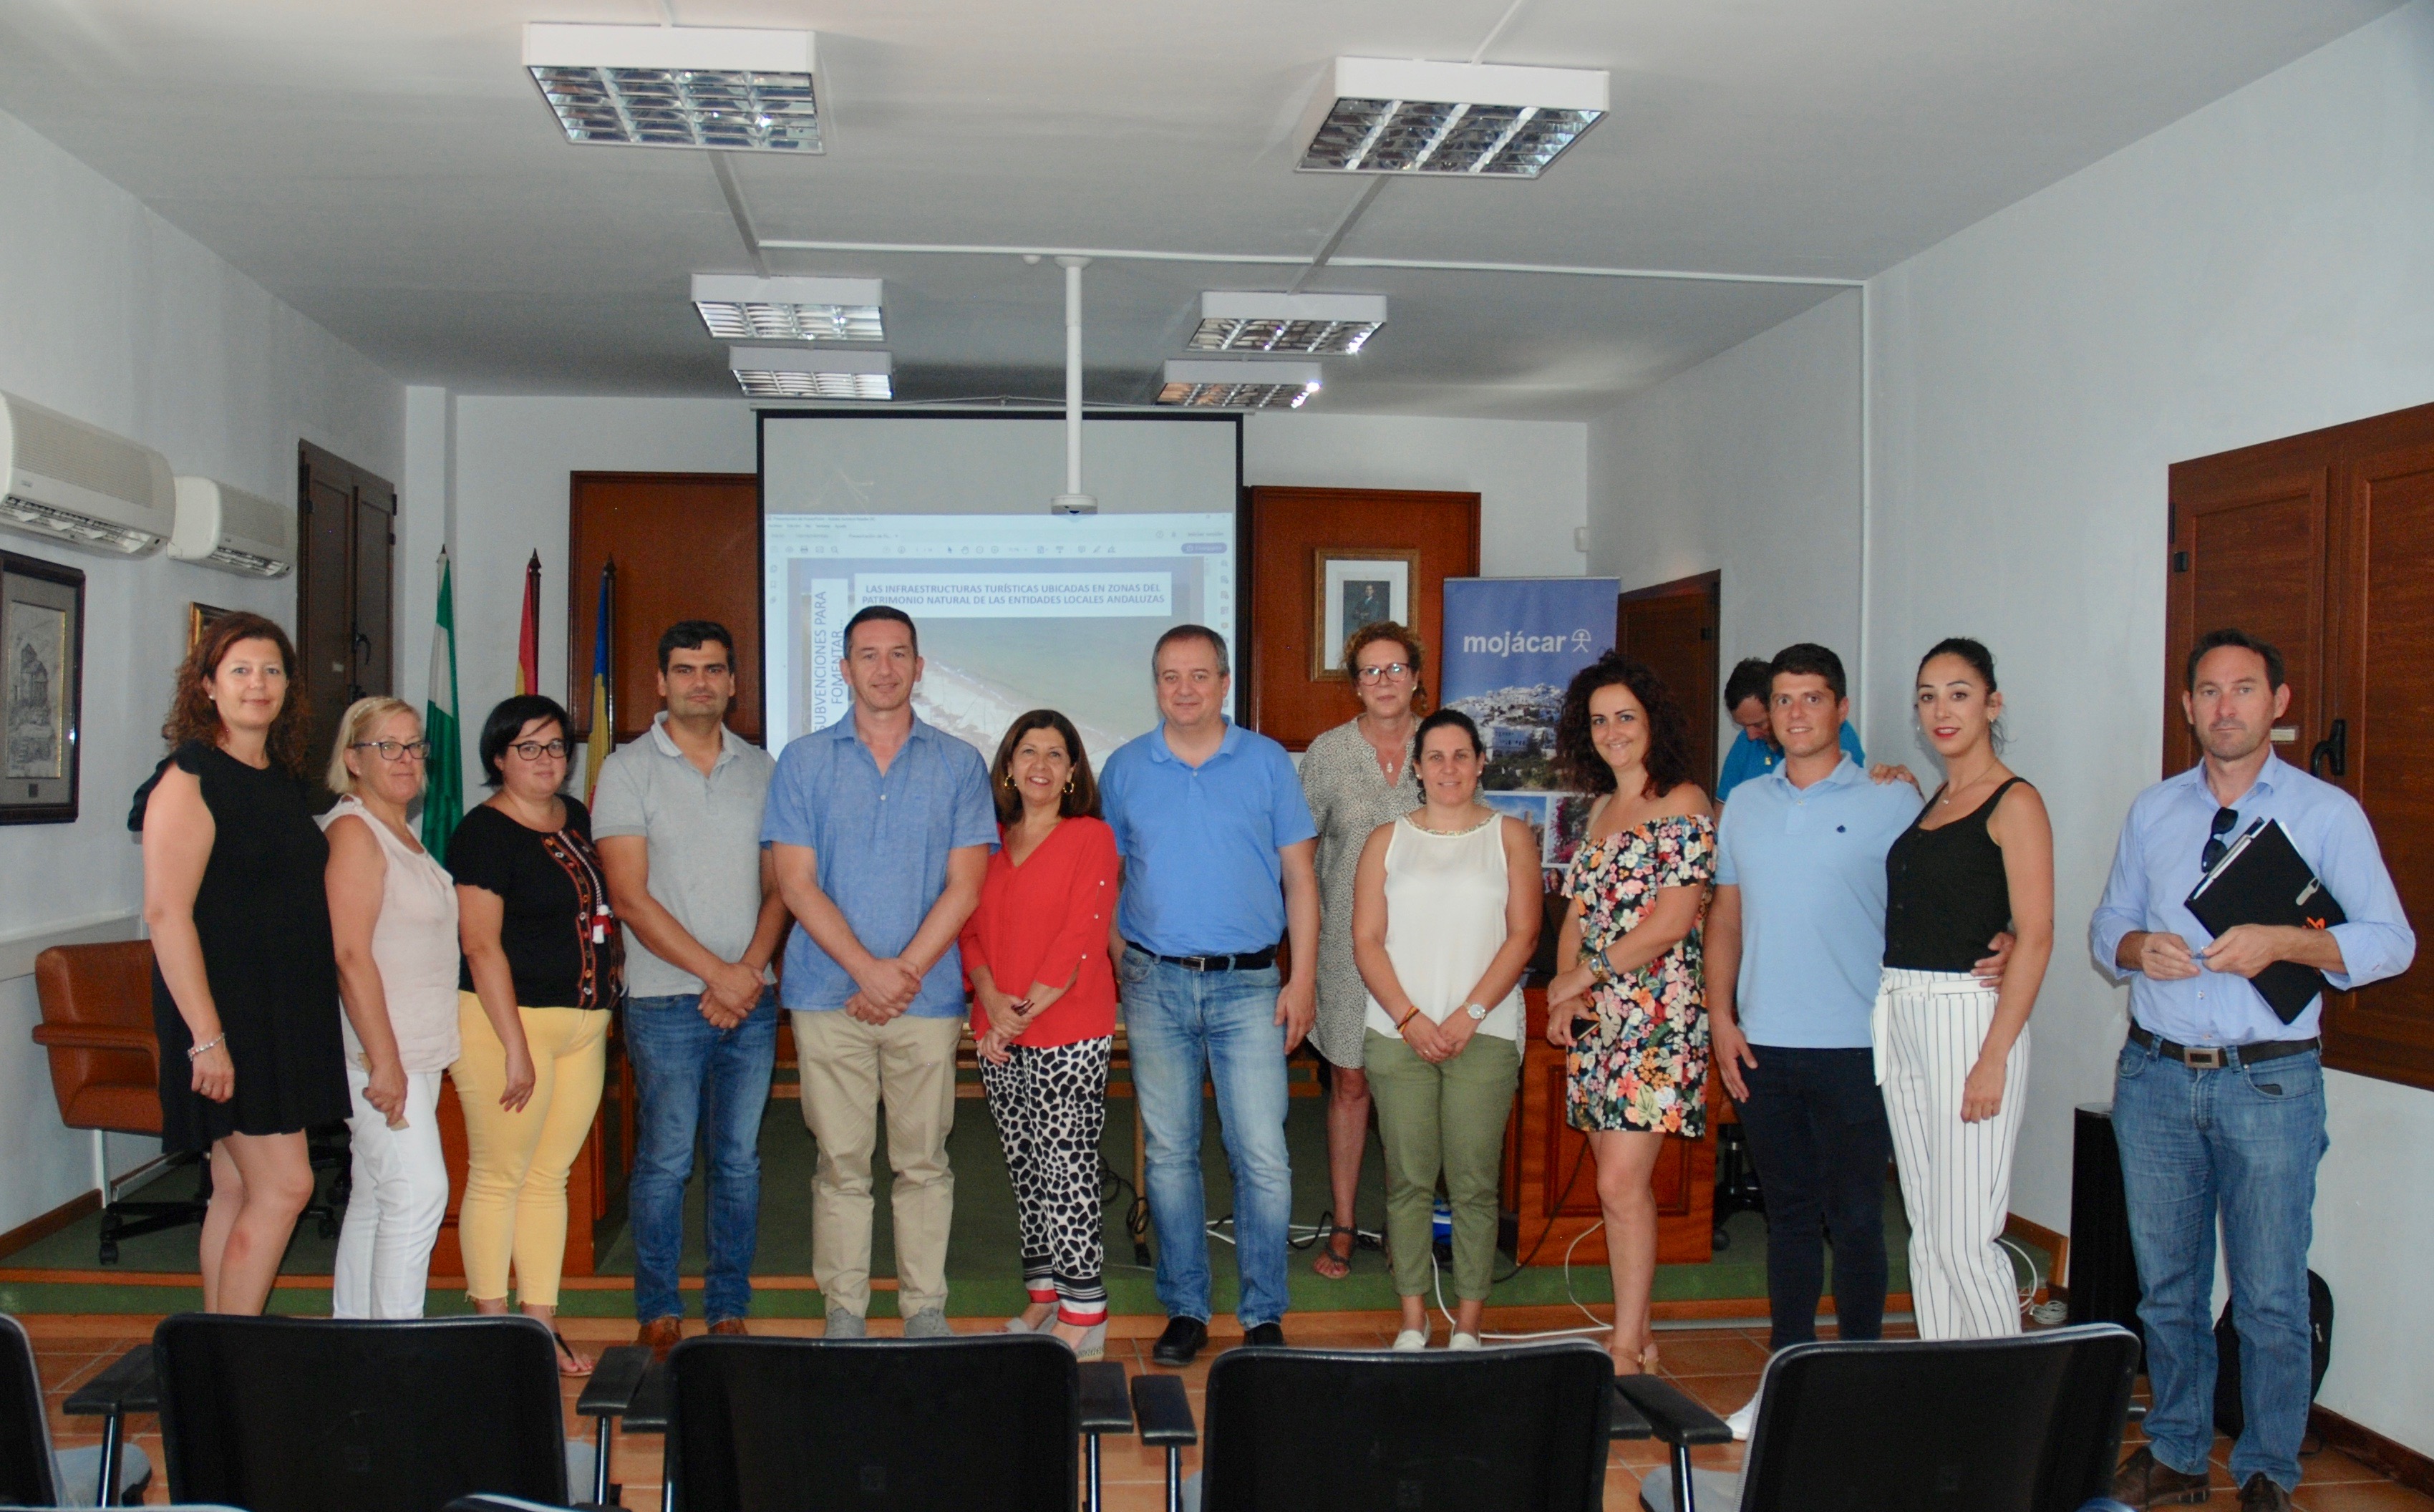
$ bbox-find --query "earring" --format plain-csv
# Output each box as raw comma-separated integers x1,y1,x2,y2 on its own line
1062,777,1075,795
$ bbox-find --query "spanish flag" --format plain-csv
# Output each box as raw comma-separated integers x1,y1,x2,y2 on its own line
515,551,540,697
584,560,615,801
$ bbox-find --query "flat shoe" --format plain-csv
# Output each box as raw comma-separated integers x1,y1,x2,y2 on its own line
1057,1321,1109,1361
1448,1332,1483,1351
1392,1329,1428,1352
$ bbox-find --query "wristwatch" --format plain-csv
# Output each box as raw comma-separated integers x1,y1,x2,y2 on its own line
1464,1003,1488,1022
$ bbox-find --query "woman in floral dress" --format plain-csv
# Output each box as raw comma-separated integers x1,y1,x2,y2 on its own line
1545,652,1715,1375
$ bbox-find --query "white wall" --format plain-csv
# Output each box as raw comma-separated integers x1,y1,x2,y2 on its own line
0,105,402,1235
1585,0,2434,1454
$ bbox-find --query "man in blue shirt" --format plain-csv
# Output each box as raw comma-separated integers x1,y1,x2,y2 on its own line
2093,630,2412,1511
1715,655,1866,803
763,606,996,1339
1100,624,1319,1365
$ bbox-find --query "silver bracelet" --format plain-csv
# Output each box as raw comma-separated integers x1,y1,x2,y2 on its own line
187,1033,226,1060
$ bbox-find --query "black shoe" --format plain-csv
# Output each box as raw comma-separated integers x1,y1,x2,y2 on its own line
1243,1322,1287,1348
2237,1474,2292,1511
1151,1316,1208,1367
2110,1445,2213,1507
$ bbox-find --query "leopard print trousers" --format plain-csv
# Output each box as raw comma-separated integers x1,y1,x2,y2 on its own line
979,1034,1112,1322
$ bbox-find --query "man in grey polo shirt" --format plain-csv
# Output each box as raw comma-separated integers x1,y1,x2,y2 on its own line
593,619,789,1359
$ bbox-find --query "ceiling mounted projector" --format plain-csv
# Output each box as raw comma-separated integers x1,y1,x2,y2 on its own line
1296,57,1606,178
1158,360,1322,410
1190,292,1385,354
729,346,891,400
523,24,822,152
694,274,883,342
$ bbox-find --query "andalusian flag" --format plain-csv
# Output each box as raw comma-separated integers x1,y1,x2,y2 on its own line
420,548,464,857
584,561,615,802
515,551,540,696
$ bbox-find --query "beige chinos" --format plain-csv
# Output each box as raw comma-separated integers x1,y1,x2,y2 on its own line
792,1007,963,1319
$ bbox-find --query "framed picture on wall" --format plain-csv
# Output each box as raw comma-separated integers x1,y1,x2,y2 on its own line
1,551,85,825
1311,549,1420,679
188,601,232,651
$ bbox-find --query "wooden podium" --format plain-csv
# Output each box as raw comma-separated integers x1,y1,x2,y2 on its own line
1500,987,1717,1266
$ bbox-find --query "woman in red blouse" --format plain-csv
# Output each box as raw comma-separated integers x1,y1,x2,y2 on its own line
962,709,1120,1359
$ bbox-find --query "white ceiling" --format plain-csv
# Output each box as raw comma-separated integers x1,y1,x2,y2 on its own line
0,0,2401,420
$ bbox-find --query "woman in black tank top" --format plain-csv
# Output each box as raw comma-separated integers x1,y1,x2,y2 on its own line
1875,639,2055,1342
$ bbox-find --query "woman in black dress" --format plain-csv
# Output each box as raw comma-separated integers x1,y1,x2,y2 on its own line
134,611,348,1314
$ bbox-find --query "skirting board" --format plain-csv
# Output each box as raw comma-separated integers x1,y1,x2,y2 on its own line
0,1191,100,1263
2312,1405,2434,1496
2004,1211,2069,1303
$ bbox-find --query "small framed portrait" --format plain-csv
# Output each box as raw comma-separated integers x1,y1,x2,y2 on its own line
1,551,85,825
188,601,232,652
1311,549,1419,680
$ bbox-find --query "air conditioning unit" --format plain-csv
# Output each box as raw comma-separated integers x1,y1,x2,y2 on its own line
170,476,296,578
0,390,175,555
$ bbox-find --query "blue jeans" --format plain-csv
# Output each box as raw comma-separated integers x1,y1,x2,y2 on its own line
625,989,778,1324
2112,1036,2327,1491
1120,949,1294,1330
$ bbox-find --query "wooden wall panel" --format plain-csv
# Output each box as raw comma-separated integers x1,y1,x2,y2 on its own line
568,472,762,745
1244,486,1480,750
1617,572,1722,791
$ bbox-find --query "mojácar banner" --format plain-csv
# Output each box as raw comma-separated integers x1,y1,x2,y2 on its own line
1439,575,1621,891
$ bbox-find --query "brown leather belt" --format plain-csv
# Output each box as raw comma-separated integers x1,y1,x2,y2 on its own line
2128,1023,2319,1071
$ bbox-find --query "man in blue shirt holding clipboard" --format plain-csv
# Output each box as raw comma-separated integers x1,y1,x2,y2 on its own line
2091,629,2414,1511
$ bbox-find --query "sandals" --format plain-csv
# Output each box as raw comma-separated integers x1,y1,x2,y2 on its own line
1311,1225,1356,1279
552,1329,595,1377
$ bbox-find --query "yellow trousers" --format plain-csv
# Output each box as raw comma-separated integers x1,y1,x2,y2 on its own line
450,992,606,1307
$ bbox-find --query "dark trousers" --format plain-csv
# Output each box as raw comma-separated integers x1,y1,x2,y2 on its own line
1736,1045,1894,1352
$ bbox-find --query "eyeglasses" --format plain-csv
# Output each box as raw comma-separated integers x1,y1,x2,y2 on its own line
509,740,571,761
1354,662,1414,684
350,739,431,762
2201,806,2240,871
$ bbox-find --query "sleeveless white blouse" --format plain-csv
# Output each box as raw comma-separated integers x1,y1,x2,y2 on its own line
1363,814,1524,1040
320,796,462,1072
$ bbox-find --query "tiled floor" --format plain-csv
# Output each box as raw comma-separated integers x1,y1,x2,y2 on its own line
24,1312,2430,1511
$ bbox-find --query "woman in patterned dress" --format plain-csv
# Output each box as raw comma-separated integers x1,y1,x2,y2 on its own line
1296,624,1424,1278
1546,653,1715,1375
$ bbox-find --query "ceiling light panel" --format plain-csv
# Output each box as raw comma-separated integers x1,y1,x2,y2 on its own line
729,346,891,399
1189,292,1387,354
1296,57,1606,178
1158,360,1323,410
693,274,883,342
523,24,821,152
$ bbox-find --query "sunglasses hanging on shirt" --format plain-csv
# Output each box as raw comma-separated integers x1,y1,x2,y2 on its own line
2200,805,2240,873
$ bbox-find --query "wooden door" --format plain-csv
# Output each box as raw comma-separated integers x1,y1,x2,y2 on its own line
2164,459,2329,775
568,473,763,745
1617,571,1722,790
1243,486,1480,750
352,492,394,704
296,442,397,789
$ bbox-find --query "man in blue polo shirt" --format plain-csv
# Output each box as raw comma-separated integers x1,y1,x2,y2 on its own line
763,605,995,1340
1100,624,1319,1365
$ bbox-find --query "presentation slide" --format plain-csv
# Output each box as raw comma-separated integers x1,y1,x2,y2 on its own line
761,414,1240,761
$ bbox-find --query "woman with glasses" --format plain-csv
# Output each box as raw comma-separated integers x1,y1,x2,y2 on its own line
1296,622,1425,1279
448,695,622,1373
321,697,459,1318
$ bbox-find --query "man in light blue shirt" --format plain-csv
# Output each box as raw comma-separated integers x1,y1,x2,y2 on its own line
2092,630,2412,1508
1100,624,1319,1364
762,606,996,1339
1715,655,1866,803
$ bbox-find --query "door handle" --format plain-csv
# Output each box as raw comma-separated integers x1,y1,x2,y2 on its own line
352,631,372,665
2309,717,2347,779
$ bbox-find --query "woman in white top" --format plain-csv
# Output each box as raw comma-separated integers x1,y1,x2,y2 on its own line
1352,708,1542,1350
321,697,462,1318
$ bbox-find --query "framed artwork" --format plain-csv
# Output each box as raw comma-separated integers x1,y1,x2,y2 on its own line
1,551,85,824
188,601,232,651
1311,548,1419,680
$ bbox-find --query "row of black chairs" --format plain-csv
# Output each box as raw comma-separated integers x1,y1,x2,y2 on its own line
4,1309,2143,1512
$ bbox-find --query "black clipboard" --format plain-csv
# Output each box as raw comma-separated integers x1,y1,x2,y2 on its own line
2183,818,2346,1023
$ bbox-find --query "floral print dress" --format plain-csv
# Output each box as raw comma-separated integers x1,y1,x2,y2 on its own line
1561,813,1717,1136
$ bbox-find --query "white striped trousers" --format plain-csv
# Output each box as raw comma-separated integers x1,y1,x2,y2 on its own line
1875,967,2030,1341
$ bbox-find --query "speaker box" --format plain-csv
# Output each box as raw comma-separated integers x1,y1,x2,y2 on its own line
2067,1102,2143,1349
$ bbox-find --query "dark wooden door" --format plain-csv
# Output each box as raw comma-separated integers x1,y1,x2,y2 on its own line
296,442,397,788
2163,460,2329,775
568,473,763,745
1616,571,1722,790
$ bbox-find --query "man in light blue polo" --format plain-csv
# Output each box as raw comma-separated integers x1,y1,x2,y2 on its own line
1100,624,1319,1365
762,605,994,1339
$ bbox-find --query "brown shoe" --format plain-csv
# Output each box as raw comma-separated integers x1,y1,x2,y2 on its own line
636,1316,683,1362
2111,1445,2213,1507
707,1318,750,1337
2238,1474,2292,1511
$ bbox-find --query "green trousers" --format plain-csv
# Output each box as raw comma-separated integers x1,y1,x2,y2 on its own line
1363,1028,1521,1301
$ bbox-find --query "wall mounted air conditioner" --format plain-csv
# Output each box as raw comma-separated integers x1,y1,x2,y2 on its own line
170,476,296,578
0,390,175,555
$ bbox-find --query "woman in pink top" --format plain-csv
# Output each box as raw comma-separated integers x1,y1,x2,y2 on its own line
961,709,1120,1360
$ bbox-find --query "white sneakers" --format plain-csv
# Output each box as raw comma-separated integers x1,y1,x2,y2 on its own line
1448,1332,1483,1351
1392,1329,1429,1351
1724,1391,1759,1441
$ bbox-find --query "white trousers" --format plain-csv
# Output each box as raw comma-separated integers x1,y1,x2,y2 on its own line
1875,968,2030,1342
331,1066,450,1319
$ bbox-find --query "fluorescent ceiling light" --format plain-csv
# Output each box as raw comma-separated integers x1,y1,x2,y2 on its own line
1188,292,1385,354
1297,57,1606,178
523,24,821,152
729,346,892,399
693,274,883,341
1158,360,1322,410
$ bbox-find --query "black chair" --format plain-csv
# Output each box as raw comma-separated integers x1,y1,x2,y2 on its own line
659,1333,1132,1512
1131,1340,1619,1512
1626,1323,2143,1512
1,1314,153,1508
151,1314,603,1512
